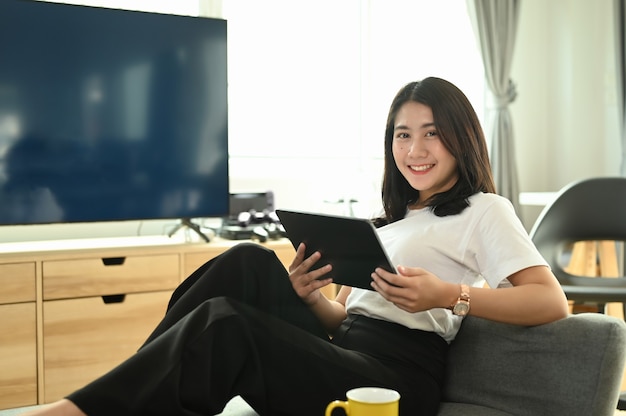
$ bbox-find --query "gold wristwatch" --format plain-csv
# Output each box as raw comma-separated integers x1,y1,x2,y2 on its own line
450,284,470,316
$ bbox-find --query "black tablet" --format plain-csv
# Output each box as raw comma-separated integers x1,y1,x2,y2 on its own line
275,209,396,290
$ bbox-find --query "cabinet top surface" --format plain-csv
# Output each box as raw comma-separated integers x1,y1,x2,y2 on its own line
0,236,291,260
0,235,187,254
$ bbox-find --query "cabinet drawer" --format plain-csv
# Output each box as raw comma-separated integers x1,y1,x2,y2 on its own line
0,303,37,409
183,249,224,276
0,262,36,304
183,241,296,276
43,291,172,403
267,242,296,268
43,254,180,300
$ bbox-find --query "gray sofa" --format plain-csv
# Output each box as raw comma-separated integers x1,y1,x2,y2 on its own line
3,313,625,416
217,313,626,416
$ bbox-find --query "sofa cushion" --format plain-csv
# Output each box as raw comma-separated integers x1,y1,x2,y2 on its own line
437,402,513,416
442,313,626,416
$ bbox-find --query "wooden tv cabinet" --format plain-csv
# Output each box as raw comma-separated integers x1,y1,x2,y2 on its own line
0,236,335,409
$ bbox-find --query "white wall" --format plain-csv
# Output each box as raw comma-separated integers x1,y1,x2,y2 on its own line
513,0,620,228
0,0,621,242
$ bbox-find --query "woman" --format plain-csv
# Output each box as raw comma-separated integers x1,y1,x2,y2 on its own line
26,77,568,416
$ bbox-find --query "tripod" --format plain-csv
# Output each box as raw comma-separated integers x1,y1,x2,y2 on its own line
167,218,211,242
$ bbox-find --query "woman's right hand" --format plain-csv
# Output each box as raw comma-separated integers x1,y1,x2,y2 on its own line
288,243,333,306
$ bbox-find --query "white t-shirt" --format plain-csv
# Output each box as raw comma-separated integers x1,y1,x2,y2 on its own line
345,192,548,342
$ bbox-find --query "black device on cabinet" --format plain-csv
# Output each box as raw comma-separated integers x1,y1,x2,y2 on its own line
219,192,285,242
0,0,229,226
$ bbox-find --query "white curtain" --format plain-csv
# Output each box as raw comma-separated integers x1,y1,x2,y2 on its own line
467,0,521,213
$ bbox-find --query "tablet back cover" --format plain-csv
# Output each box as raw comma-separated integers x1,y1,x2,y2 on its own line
276,209,395,290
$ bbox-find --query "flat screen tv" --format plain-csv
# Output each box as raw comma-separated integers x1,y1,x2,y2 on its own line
0,0,229,226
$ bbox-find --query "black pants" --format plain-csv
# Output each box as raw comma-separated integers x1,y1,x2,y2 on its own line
68,243,448,416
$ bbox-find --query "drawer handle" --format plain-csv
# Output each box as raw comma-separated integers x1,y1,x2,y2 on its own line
102,257,126,266
102,294,126,304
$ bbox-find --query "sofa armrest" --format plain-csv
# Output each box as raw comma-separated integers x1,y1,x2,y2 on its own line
442,314,626,416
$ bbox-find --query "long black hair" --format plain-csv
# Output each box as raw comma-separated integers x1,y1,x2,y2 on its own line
374,77,495,227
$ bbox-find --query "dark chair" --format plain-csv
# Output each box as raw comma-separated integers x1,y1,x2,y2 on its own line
528,176,626,410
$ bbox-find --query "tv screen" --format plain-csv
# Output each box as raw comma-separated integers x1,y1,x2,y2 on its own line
0,0,229,225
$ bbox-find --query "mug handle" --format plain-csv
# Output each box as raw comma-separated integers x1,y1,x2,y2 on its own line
325,400,349,416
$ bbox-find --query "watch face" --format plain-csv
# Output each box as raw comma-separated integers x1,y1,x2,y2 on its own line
453,301,470,316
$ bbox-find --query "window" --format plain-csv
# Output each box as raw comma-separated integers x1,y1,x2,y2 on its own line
223,1,484,214
224,1,484,160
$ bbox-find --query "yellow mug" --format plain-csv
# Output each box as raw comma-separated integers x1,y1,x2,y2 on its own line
325,387,400,416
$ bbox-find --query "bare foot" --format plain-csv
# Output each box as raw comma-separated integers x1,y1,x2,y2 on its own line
20,399,87,416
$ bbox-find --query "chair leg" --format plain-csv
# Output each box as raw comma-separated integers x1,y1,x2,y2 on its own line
618,304,626,411
618,391,626,410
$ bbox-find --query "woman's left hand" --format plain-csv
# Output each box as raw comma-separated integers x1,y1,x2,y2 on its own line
371,266,447,313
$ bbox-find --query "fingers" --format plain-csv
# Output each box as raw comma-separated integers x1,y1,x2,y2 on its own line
370,268,411,308
289,245,333,294
292,245,331,278
291,261,333,304
371,267,402,289
396,265,424,276
371,270,398,295
288,242,307,272
303,261,332,282
302,272,333,291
